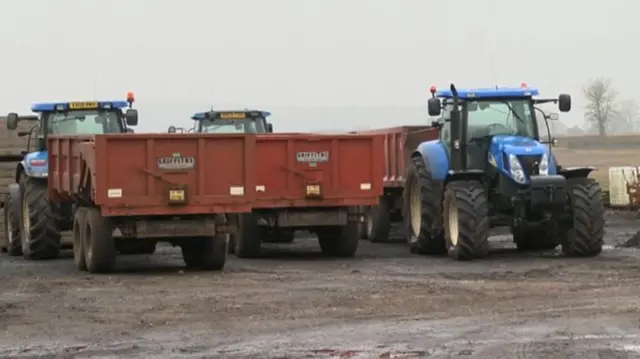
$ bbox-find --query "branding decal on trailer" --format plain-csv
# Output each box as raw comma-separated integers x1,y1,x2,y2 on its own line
296,151,329,163
157,152,195,170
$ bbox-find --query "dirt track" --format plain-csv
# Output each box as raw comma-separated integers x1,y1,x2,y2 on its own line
2,213,640,358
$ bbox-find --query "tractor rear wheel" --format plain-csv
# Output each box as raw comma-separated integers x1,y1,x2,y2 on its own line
317,221,360,257
83,207,116,273
3,191,22,256
234,213,261,258
72,207,88,270
403,156,446,254
367,197,391,243
513,227,559,251
181,235,227,270
560,178,605,257
443,181,489,260
18,177,61,260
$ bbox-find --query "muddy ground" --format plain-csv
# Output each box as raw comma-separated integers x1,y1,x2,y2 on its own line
1,212,640,358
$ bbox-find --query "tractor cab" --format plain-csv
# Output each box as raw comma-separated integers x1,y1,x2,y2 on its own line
191,110,273,134
5,93,138,180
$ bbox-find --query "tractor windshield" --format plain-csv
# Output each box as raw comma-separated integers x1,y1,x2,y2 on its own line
199,117,267,134
46,110,124,135
464,99,536,140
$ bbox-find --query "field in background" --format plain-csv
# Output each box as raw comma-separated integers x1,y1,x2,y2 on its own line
554,134,640,189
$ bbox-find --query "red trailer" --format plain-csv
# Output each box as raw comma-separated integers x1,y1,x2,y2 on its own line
354,126,439,242
231,132,384,258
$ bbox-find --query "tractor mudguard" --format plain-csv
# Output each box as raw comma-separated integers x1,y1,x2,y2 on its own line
415,140,449,181
558,166,595,180
529,175,568,211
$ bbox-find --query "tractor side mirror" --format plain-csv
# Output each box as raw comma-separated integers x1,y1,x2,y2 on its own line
267,123,273,133
558,94,571,112
427,98,441,116
6,112,19,130
125,109,138,126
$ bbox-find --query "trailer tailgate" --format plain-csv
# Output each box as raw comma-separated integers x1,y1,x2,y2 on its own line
253,133,384,208
48,134,255,216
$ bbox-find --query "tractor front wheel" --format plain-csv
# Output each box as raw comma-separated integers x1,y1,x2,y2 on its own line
560,178,605,257
18,177,61,260
443,181,489,260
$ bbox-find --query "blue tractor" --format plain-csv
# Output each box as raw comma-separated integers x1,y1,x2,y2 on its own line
2,97,138,260
168,109,273,134
403,84,604,260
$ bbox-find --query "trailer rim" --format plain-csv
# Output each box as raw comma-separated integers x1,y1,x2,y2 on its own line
410,179,421,235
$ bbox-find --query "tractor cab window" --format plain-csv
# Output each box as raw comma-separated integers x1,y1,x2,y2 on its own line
45,110,123,135
200,117,267,134
465,100,536,140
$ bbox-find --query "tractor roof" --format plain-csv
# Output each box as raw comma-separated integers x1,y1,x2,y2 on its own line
436,87,540,99
31,101,129,112
191,109,271,120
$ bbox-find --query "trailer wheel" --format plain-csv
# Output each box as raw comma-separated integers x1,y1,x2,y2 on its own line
72,207,88,270
181,235,227,270
18,177,61,260
3,191,22,256
234,213,261,258
83,207,116,273
367,197,391,243
443,181,489,260
403,156,446,254
560,178,605,257
317,221,360,257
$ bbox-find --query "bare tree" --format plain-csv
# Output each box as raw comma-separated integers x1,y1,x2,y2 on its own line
583,77,618,136
614,99,640,133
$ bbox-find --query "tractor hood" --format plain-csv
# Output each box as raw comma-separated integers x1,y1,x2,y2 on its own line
491,135,547,156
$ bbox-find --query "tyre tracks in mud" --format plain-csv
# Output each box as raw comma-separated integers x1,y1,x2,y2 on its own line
1,218,640,358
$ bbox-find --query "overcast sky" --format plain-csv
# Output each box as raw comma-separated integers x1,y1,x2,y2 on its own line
1,0,637,132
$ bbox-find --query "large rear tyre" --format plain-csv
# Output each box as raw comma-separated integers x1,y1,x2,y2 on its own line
18,177,61,260
234,213,261,258
403,156,446,254
72,207,88,270
181,235,228,271
367,197,391,243
443,181,489,261
317,221,360,257
513,226,559,251
560,178,605,257
3,191,22,256
83,207,116,273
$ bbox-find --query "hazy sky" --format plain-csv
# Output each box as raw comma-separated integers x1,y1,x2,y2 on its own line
1,0,637,132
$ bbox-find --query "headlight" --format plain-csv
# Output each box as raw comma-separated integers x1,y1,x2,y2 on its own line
509,154,526,184
539,153,549,176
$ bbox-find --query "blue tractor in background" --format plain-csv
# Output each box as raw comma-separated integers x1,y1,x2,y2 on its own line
403,84,604,260
2,95,138,260
168,109,273,134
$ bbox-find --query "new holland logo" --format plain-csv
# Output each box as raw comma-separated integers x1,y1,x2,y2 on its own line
157,152,195,170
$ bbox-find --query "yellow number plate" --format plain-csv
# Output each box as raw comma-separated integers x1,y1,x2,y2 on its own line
219,112,246,119
169,189,185,201
306,185,321,195
68,101,98,109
